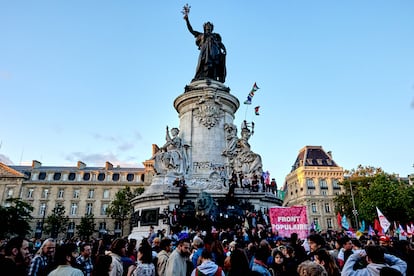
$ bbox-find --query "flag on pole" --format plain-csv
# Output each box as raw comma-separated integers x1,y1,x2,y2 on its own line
341,215,349,230
406,224,413,236
374,218,383,235
359,220,366,232
368,225,376,236
254,106,260,115
337,212,342,228
376,207,391,233
398,224,406,236
244,82,260,104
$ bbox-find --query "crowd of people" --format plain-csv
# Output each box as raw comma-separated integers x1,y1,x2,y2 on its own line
1,223,413,276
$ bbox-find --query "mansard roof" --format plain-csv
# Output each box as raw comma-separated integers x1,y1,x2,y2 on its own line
291,145,338,172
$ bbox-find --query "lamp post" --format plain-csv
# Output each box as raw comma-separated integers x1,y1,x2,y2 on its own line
348,179,359,229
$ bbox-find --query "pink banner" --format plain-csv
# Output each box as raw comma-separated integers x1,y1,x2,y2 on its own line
269,206,308,240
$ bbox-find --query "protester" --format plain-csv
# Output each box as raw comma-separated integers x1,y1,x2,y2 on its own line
157,238,172,276
342,245,407,276
165,238,191,276
313,249,340,276
297,260,328,276
0,236,31,276
28,238,56,276
131,241,155,276
106,238,128,276
48,243,83,276
92,255,113,276
190,249,224,276
76,243,94,276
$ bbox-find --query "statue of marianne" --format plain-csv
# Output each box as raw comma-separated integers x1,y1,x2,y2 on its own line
183,4,227,83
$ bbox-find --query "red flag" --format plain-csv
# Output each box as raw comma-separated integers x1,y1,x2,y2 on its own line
374,218,383,235
337,212,342,228
254,106,260,115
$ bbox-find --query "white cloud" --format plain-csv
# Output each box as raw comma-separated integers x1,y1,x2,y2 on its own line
0,154,14,164
65,151,142,168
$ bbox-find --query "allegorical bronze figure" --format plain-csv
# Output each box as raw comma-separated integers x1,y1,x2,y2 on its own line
183,4,227,83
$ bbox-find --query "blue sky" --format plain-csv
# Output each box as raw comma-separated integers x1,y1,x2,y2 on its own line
1,1,413,185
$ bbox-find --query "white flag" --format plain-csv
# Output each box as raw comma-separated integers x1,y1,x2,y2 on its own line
376,207,391,233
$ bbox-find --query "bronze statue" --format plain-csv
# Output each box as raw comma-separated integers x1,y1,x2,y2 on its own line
183,4,227,83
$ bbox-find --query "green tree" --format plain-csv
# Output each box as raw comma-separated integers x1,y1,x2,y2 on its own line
77,214,96,240
0,198,34,238
335,165,413,228
44,204,69,239
106,187,144,236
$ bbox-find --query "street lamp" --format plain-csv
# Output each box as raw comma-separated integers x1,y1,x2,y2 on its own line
348,179,359,229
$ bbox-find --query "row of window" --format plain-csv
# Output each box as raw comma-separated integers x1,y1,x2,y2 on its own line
312,217,334,229
32,172,138,182
310,202,331,214
27,188,111,200
39,202,109,216
306,178,340,190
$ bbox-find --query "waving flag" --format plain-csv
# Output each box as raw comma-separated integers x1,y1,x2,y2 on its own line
359,220,366,232
374,218,383,235
368,225,376,236
254,106,260,115
244,82,260,104
398,224,406,236
376,207,391,233
406,224,413,235
341,215,349,230
337,212,342,228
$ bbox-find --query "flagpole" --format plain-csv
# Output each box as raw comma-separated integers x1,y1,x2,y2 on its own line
349,178,359,229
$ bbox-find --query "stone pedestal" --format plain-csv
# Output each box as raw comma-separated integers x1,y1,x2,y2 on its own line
129,80,281,240
174,79,239,188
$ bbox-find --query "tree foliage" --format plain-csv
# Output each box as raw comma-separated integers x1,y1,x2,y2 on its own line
0,198,34,238
335,165,413,228
77,214,96,240
106,186,144,236
44,204,69,239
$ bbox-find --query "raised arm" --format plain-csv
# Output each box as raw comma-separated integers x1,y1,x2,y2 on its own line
184,14,198,36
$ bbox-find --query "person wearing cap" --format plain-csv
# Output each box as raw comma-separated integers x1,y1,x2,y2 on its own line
379,235,398,256
342,245,406,276
379,236,390,247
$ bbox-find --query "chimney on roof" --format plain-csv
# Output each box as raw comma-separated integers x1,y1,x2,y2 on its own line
32,160,42,169
77,161,86,169
327,151,332,158
105,161,113,170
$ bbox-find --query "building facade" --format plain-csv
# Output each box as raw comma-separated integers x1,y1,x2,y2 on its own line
283,146,345,231
0,160,153,239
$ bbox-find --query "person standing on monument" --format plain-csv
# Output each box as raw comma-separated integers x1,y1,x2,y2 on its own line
183,5,227,83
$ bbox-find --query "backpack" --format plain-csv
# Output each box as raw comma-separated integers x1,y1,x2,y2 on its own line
195,266,223,276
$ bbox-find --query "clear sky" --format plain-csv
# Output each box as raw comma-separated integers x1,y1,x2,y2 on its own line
1,1,413,186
